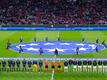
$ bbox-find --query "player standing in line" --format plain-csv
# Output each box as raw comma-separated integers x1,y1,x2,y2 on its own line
39,60,43,73
6,40,11,49
22,59,26,71
32,64,38,72
19,45,23,53
28,60,32,71
69,59,73,72
12,59,15,71
44,60,48,71
20,36,23,43
8,59,12,71
64,60,68,72
16,59,20,71
57,60,61,72
2,59,6,71
51,60,55,72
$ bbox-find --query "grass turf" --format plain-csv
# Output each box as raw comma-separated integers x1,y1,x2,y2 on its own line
0,31,107,58
1,72,107,80
0,31,107,80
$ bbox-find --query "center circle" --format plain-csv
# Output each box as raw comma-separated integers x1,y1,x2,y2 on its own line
10,41,105,54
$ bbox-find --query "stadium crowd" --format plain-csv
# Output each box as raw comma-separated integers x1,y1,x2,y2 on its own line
0,0,107,26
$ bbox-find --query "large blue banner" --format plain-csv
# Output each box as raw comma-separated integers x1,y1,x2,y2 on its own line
0,27,107,31
0,58,107,61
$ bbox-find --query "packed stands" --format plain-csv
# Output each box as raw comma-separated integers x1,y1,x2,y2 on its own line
0,0,107,26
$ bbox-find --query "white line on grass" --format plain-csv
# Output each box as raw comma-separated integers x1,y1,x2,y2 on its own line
51,71,54,80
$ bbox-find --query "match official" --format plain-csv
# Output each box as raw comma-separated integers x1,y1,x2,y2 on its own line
51,60,55,71
44,60,48,71
57,60,61,72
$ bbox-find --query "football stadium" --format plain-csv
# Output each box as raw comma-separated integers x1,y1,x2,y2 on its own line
0,0,107,80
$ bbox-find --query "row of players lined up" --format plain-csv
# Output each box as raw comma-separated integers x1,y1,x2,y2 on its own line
6,36,107,55
0,59,107,72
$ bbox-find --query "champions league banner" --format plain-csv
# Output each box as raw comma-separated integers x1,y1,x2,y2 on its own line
0,27,107,31
10,41,105,54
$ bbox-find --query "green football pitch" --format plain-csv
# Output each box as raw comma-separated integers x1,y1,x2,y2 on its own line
0,31,107,80
0,31,107,58
1,71,107,80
